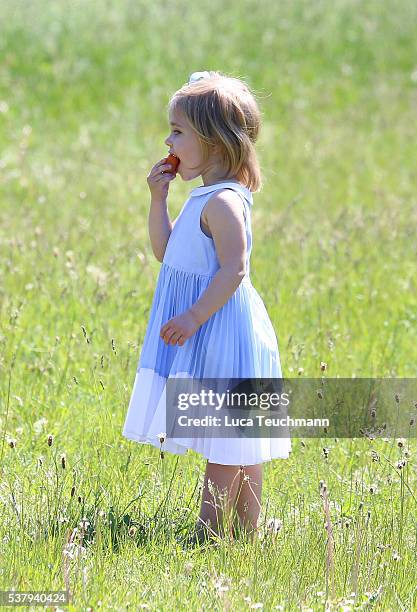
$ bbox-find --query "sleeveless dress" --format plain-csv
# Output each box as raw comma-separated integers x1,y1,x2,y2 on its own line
122,181,292,465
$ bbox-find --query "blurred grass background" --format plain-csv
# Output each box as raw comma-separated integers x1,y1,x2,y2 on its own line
0,0,416,609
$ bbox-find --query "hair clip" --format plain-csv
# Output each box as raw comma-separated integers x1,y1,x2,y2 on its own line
188,71,211,84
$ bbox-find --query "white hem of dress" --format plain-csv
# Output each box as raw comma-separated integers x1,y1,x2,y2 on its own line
122,368,292,465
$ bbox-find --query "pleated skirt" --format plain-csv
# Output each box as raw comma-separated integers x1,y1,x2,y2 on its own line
122,263,292,465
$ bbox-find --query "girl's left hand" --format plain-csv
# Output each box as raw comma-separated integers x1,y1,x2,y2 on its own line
160,310,201,346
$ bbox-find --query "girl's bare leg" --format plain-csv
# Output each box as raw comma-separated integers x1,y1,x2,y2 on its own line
196,461,242,540
232,463,263,541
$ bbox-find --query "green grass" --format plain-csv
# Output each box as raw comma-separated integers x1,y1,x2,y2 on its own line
1,0,416,609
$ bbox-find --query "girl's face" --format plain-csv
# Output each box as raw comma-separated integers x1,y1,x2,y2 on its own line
164,108,222,184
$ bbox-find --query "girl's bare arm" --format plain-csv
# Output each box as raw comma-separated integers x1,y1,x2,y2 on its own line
148,198,173,262
189,191,247,325
147,158,177,262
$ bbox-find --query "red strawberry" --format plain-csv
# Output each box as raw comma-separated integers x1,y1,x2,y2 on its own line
165,153,180,174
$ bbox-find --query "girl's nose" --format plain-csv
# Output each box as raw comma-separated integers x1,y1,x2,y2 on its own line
164,136,171,146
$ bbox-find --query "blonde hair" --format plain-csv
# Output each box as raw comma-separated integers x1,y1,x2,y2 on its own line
168,71,263,192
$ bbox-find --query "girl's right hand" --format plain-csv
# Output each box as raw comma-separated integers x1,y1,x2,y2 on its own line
147,158,176,201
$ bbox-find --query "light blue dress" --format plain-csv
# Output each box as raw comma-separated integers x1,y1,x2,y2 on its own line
122,181,292,465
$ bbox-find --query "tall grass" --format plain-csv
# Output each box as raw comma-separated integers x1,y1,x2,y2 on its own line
1,0,416,609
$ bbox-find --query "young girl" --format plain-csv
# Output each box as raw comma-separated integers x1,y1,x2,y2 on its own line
122,70,291,545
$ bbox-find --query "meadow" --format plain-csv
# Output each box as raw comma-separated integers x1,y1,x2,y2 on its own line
0,0,416,609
